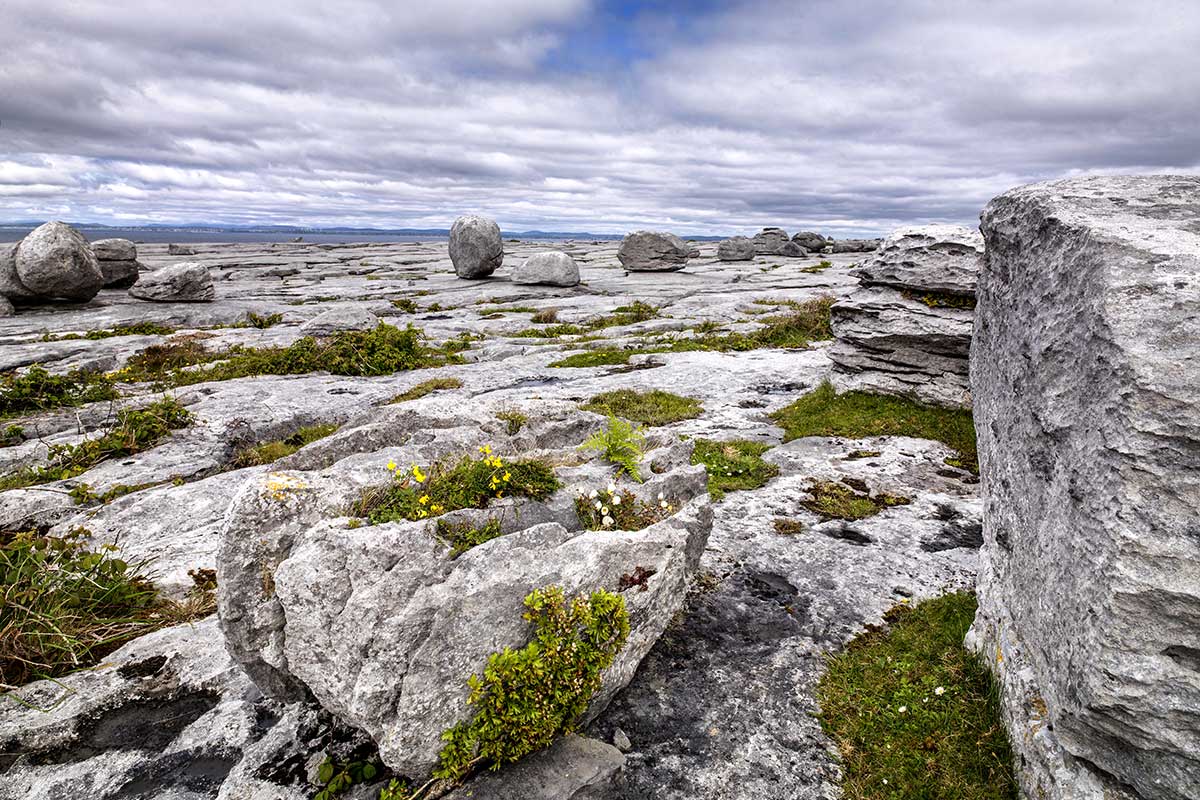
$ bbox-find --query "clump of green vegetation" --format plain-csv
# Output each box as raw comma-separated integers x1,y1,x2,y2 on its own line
391,298,420,313
901,290,977,310
846,449,882,460
575,485,675,530
354,447,560,525
496,410,528,436
0,365,119,418
550,349,637,368
690,439,779,500
69,480,166,505
773,518,804,535
587,301,659,329
771,381,978,473
512,323,586,338
693,320,723,335
230,423,339,468
581,389,701,427
800,259,835,274
230,312,284,329
313,757,381,800
0,398,191,492
1,424,24,447
530,308,559,324
436,518,504,557
390,377,463,403
818,593,1016,799
434,586,629,782
478,305,539,315
0,529,216,687
800,479,910,520
579,415,646,481
41,321,177,342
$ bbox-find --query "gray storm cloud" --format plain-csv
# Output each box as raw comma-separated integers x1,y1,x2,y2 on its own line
1,0,1197,235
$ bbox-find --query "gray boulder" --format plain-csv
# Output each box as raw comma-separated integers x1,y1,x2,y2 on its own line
167,243,197,256
0,242,35,302
716,237,756,262
443,735,624,799
91,237,136,262
300,306,380,336
449,215,504,279
511,251,580,286
0,296,12,317
792,231,828,251
14,221,104,301
129,261,215,302
617,231,691,271
852,224,983,296
97,259,140,288
778,240,807,258
830,238,881,253
218,410,712,782
751,227,790,255
969,175,1200,800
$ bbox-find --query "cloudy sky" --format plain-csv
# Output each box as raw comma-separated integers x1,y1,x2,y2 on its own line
2,0,1198,236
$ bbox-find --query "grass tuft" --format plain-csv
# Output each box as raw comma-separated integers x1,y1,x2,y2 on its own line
800,479,910,520
230,423,339,468
690,439,779,500
390,377,463,403
817,592,1016,800
0,365,119,419
581,389,701,427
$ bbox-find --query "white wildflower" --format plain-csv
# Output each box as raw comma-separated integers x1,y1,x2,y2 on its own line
595,500,603,510
934,686,945,696
897,705,907,713
589,489,598,499
612,494,622,505
602,515,614,527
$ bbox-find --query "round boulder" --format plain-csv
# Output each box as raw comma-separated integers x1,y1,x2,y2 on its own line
511,251,580,286
616,231,690,272
716,237,756,262
752,227,791,255
449,215,504,279
15,221,105,301
129,262,214,303
792,231,828,251
778,240,808,258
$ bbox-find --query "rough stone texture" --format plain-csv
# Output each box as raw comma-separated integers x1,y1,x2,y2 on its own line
92,237,137,261
15,221,105,301
98,258,141,288
448,215,504,278
792,231,828,251
969,175,1200,800
0,295,12,317
751,227,790,254
299,305,380,336
716,237,756,261
829,237,881,253
217,409,712,781
852,224,983,296
511,250,581,286
0,240,36,301
443,735,625,799
616,231,690,271
828,224,980,409
129,261,215,302
168,243,198,255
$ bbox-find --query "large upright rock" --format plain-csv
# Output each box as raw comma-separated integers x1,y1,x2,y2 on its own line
449,215,504,279
617,231,690,271
129,261,214,302
969,175,1200,800
716,236,756,262
14,221,104,302
0,241,36,302
828,224,982,408
91,238,140,288
751,227,790,255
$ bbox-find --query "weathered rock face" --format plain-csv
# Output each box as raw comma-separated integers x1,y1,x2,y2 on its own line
218,409,712,782
91,238,141,288
167,243,198,256
91,237,137,261
14,221,105,301
969,175,1200,800
751,227,790,255
829,237,881,253
448,215,504,279
792,231,828,251
716,237,756,262
616,231,690,271
829,224,982,408
97,259,140,288
299,305,380,336
511,250,580,286
0,295,12,317
129,261,215,302
0,241,36,301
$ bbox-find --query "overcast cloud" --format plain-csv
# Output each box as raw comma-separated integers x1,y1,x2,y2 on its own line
1,0,1198,235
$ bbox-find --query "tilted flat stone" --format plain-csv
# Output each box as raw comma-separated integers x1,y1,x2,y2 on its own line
91,237,137,262
511,250,580,286
15,221,105,301
299,305,380,336
716,236,756,262
852,224,983,296
443,735,624,799
969,175,1200,800
449,215,504,279
617,231,690,271
129,261,215,302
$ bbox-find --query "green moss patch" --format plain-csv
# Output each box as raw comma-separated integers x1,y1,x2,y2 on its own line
434,585,629,782
818,592,1016,799
690,439,779,500
800,259,835,274
901,290,977,310
770,381,977,473
581,389,701,426
512,323,586,338
230,423,339,468
435,518,505,557
549,349,636,368
799,479,910,520
0,365,119,419
354,451,560,525
41,321,177,342
390,377,463,403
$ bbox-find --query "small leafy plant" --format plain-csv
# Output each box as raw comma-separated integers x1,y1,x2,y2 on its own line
313,757,380,800
0,365,119,418
435,517,504,557
579,414,646,481
495,410,528,436
433,585,629,782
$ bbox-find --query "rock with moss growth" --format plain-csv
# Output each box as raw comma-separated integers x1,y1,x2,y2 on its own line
616,231,690,272
969,175,1200,800
217,409,712,783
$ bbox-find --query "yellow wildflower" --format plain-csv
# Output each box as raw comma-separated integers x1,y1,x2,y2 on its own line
478,444,493,455
419,494,430,505
386,460,397,471
412,464,427,482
